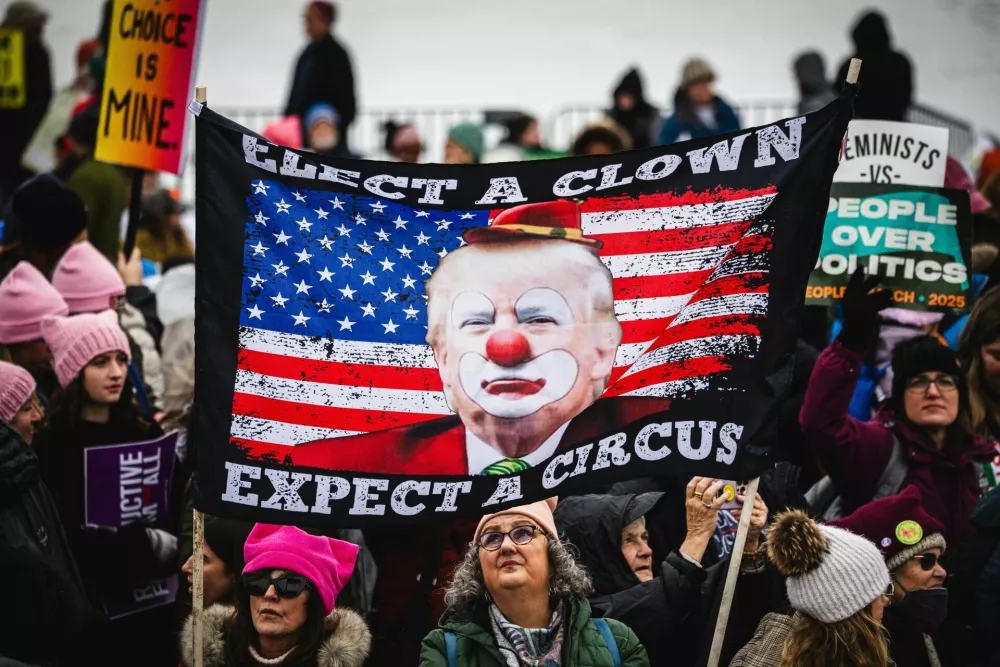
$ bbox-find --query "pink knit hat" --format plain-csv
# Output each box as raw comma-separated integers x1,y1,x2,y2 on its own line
0,361,36,423
40,311,131,388
242,524,359,615
475,498,559,543
52,241,127,314
0,261,69,344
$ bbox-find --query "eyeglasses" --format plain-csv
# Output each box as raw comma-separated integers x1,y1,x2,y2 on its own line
910,553,941,571
478,525,543,551
241,572,313,598
881,582,895,606
905,374,958,394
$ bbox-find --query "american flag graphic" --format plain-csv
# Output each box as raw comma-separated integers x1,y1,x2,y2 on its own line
232,181,776,450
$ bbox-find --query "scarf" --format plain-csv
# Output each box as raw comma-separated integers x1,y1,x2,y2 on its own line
488,600,565,667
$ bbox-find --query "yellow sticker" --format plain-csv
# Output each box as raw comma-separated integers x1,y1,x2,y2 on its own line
895,520,923,545
721,483,736,502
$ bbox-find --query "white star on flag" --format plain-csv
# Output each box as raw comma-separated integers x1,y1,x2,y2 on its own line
273,230,291,245
339,253,354,268
437,248,449,258
357,240,373,255
415,211,430,218
275,199,291,214
381,288,398,302
382,319,400,334
354,214,367,225
360,271,376,286
249,273,266,288
292,311,311,326
292,190,306,202
397,245,413,258
436,219,452,231
295,248,313,263
418,261,433,275
415,232,430,245
251,241,268,256
270,292,289,307
403,305,420,319
375,229,391,242
314,207,329,219
460,212,475,220
370,201,387,213
255,211,269,225
360,303,377,317
392,216,408,229
458,238,468,247
246,304,264,319
318,235,334,250
336,224,351,237
337,316,356,331
296,218,312,231
253,181,269,194
317,266,334,282
379,258,395,272
294,279,312,294
272,260,289,276
401,275,417,289
339,284,357,299
317,299,332,313
330,197,344,210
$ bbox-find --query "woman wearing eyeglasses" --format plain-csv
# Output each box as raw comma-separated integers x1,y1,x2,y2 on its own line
800,270,994,541
730,509,893,667
830,486,949,667
180,523,371,667
420,499,650,667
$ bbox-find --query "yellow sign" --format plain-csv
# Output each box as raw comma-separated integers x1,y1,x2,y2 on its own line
0,29,26,109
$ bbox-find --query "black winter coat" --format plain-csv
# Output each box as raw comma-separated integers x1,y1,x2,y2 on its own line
285,33,357,131
835,12,913,122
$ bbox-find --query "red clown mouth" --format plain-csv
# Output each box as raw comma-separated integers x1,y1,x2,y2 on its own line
482,378,547,398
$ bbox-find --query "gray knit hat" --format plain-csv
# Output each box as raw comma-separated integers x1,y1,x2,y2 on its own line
768,510,890,623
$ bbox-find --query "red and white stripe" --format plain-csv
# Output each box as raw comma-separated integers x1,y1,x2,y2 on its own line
231,187,776,448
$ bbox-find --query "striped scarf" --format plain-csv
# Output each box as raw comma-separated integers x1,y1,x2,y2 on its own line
488,601,565,667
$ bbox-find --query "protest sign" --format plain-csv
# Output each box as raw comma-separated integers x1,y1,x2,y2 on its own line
103,574,179,620
95,0,203,173
833,120,948,187
0,29,25,109
806,183,973,313
84,432,178,527
192,91,853,526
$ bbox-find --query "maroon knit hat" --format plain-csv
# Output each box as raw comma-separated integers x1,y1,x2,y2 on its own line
828,485,946,571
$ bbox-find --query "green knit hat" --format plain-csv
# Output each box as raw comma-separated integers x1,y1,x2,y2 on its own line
447,122,484,162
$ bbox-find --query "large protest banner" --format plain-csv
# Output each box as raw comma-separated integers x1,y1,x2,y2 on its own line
806,183,973,313
0,28,25,109
84,432,178,527
95,0,203,173
834,119,948,187
192,92,854,526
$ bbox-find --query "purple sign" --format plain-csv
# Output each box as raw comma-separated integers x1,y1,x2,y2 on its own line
84,432,178,527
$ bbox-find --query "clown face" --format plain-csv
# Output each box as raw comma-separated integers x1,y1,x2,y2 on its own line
428,240,620,457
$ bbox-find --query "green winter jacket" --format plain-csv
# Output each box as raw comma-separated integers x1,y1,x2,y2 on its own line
420,597,649,667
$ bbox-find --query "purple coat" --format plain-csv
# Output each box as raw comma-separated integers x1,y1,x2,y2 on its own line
800,341,995,541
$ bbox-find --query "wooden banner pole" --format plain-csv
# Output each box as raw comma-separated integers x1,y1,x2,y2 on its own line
191,84,207,667
705,476,761,667
846,57,862,85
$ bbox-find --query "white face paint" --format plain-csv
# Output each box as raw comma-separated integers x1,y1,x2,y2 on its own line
451,288,579,418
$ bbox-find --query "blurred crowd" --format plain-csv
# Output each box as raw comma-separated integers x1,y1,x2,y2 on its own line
1,1,1000,666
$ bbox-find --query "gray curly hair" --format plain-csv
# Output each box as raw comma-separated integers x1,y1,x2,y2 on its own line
443,533,594,620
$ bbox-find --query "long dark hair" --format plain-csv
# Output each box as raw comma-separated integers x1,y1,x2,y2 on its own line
47,364,150,430
224,574,337,667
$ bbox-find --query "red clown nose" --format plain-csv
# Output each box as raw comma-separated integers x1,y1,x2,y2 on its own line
485,330,532,367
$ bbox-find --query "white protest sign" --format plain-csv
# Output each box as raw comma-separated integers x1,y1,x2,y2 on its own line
834,120,948,187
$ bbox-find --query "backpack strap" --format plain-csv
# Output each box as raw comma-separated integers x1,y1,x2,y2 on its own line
592,618,620,667
444,630,457,667
873,434,908,500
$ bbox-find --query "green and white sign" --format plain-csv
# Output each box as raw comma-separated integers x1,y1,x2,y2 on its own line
806,183,973,313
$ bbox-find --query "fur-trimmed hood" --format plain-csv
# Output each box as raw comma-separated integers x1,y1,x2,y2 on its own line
180,605,371,667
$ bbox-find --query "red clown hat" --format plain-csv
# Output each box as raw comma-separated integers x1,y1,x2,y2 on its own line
463,200,602,250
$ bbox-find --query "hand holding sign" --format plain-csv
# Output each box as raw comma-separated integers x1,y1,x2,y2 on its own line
838,269,894,351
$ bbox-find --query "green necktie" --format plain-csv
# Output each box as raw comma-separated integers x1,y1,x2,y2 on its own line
480,458,531,476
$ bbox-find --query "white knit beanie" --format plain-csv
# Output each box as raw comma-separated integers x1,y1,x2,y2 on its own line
768,510,890,624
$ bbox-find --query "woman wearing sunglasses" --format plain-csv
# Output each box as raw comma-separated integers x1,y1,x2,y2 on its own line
731,509,893,667
830,486,949,667
181,523,371,667
800,270,994,541
421,499,650,666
